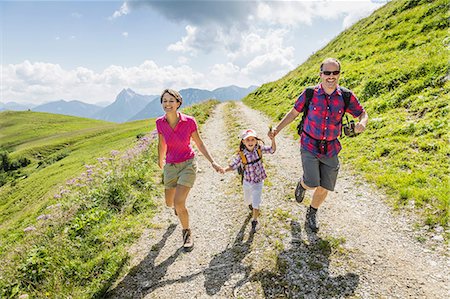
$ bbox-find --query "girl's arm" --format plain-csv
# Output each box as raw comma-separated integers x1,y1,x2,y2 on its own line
223,165,234,172
270,134,277,153
191,130,223,173
157,133,166,169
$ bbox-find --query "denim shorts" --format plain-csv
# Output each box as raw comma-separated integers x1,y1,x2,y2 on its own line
301,148,340,191
163,157,197,189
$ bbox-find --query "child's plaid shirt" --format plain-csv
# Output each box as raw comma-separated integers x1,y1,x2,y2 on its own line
229,145,274,183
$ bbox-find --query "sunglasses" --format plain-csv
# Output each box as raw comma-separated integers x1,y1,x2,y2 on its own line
322,70,340,75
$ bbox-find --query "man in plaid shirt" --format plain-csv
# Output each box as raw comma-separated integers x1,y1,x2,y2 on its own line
270,58,369,232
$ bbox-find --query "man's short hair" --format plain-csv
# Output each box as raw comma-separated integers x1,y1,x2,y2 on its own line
320,58,341,71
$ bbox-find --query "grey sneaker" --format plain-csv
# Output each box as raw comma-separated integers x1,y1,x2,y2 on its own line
182,228,194,252
295,180,306,203
250,220,260,234
306,207,319,232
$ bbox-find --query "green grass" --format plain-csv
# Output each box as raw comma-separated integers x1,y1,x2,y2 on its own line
0,100,219,298
243,0,449,230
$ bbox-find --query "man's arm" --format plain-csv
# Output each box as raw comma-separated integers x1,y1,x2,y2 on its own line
355,111,369,133
271,107,300,137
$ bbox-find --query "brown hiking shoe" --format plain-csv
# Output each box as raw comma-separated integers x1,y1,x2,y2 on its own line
182,228,194,252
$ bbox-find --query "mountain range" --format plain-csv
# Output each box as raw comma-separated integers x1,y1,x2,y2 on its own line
0,85,258,123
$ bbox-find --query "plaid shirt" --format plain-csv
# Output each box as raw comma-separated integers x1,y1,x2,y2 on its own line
229,145,274,184
294,84,365,158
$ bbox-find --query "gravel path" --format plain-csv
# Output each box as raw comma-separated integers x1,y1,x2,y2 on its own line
106,102,449,299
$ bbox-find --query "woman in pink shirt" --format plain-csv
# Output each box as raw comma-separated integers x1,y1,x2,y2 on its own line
156,88,222,251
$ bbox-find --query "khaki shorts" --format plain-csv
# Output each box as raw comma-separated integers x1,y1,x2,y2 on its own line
163,158,197,189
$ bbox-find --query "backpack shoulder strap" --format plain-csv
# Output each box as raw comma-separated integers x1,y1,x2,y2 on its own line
257,147,262,159
304,87,315,113
238,150,247,165
339,86,352,112
297,87,315,135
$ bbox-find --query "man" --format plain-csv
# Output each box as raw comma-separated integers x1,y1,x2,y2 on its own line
269,58,369,232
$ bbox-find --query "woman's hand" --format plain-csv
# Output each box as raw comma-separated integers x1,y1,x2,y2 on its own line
211,161,224,174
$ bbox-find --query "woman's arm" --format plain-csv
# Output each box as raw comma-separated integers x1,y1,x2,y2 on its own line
270,134,276,153
157,133,166,169
191,130,223,173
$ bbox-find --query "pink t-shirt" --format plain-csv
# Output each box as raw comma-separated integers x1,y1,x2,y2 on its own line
156,112,198,164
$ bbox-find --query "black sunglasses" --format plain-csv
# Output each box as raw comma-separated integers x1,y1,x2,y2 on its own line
322,70,340,75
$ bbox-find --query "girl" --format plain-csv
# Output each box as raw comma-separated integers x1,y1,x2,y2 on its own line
156,88,222,251
222,129,276,233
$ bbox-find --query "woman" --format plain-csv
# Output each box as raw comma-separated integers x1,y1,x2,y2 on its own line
156,88,222,251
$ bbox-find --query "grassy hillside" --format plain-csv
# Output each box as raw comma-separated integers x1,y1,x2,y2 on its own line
0,112,153,243
243,0,449,229
0,101,219,298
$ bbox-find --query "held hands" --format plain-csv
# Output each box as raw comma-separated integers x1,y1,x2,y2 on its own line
211,161,225,174
268,125,277,139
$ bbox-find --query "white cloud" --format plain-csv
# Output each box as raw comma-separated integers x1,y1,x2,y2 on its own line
1,60,206,105
71,12,82,19
122,32,129,38
110,2,129,19
168,25,198,53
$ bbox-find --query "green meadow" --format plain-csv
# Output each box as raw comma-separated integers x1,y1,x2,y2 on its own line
0,101,218,298
243,0,449,229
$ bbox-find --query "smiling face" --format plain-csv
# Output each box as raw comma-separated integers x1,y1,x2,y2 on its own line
320,60,341,93
161,92,181,113
242,136,257,151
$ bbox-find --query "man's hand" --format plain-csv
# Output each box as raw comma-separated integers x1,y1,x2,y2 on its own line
354,122,366,134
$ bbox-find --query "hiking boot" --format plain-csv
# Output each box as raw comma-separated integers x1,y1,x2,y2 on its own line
182,228,194,252
295,180,306,203
250,220,260,234
248,204,253,211
306,207,319,232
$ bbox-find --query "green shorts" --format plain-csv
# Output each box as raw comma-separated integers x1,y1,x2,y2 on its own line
163,158,197,189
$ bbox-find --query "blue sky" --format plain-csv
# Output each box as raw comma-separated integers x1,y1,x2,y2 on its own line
1,0,387,105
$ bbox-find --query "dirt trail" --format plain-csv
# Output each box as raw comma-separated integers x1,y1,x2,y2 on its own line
106,102,449,299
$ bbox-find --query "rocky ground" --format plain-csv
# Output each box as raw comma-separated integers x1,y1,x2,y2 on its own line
105,102,449,299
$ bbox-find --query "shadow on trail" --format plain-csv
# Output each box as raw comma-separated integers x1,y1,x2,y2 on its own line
252,220,359,298
105,215,255,298
203,213,254,295
104,223,182,298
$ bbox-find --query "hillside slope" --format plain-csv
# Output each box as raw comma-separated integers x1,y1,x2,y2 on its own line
0,111,153,254
243,0,449,228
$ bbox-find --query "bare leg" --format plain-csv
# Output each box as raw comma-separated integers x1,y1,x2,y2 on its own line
310,186,329,209
165,188,176,208
173,184,192,229
301,180,315,190
252,208,260,220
